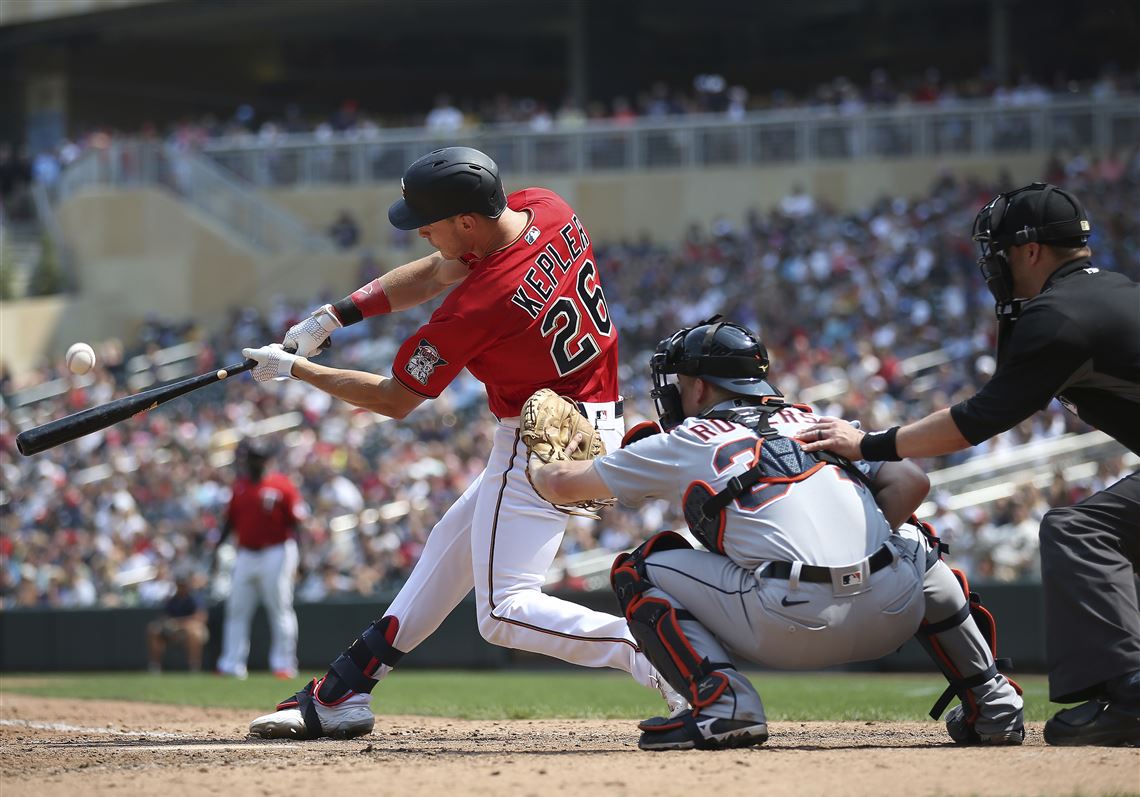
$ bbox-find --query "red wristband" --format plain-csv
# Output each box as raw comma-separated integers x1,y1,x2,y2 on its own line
351,279,392,317
333,279,391,325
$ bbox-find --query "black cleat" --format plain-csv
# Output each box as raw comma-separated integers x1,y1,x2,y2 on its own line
1043,700,1140,747
637,711,768,751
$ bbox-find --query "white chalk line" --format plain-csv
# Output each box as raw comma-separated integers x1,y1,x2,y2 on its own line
0,718,302,751
0,718,191,738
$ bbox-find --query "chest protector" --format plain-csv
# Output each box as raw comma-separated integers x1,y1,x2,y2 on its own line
682,400,864,553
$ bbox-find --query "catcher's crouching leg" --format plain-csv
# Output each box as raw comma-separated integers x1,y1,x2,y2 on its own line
250,616,404,740
611,532,768,751
916,560,1024,745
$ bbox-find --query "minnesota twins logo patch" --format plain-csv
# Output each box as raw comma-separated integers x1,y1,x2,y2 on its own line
405,339,448,385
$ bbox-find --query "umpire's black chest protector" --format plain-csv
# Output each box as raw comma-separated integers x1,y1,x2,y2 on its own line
681,400,863,553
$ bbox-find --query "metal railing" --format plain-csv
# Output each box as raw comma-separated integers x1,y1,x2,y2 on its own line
57,142,331,253
199,96,1140,187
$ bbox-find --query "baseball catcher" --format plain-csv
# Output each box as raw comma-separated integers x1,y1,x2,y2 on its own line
529,317,1024,751
521,388,612,518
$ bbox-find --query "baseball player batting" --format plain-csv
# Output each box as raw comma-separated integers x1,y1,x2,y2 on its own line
242,146,684,739
529,318,1026,750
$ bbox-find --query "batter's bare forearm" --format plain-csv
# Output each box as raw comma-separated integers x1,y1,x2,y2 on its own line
291,359,423,418
335,253,465,324
381,252,466,310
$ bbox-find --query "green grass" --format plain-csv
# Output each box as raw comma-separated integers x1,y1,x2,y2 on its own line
0,670,1054,722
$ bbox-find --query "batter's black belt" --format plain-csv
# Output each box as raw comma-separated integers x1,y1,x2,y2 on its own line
760,543,895,583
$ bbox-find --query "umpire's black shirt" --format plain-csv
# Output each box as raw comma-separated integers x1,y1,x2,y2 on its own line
951,258,1140,455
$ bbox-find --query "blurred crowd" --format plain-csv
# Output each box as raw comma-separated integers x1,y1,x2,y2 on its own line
190,65,1130,145
2,150,1137,611
3,65,1135,215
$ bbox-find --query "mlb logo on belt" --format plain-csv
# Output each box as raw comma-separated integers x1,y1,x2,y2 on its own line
841,570,863,587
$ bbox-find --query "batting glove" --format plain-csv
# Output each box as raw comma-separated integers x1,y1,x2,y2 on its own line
283,304,341,358
242,344,301,382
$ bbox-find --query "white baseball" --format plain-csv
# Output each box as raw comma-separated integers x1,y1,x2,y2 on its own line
66,342,97,375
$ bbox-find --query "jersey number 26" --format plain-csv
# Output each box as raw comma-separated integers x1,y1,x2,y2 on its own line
541,260,612,376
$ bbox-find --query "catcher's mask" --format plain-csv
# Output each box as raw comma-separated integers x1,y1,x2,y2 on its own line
650,315,778,430
972,181,1090,304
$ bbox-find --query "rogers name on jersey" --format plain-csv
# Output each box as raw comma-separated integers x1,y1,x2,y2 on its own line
509,215,591,319
405,338,449,385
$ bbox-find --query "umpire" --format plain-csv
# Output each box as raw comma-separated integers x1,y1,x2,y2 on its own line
802,181,1140,747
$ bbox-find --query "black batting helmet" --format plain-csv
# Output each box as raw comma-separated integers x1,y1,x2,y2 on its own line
388,146,507,230
650,316,778,429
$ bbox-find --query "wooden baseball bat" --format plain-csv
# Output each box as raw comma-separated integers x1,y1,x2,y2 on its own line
15,359,257,456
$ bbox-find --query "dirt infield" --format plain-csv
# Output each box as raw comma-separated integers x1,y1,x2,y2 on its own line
1,694,1136,797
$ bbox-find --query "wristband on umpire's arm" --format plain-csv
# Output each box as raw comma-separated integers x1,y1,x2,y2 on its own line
860,426,902,462
332,278,392,326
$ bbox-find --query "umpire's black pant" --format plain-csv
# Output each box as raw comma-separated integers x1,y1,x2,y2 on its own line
1040,469,1140,703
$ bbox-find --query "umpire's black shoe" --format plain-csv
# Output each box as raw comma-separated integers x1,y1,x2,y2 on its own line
637,711,768,751
1043,700,1140,747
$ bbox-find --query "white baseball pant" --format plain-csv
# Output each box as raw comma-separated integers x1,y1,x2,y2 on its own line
218,538,299,677
380,413,660,688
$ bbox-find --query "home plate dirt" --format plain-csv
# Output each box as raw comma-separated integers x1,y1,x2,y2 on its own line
1,695,1136,797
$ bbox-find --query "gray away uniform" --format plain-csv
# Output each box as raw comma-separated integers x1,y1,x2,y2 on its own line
597,402,1023,735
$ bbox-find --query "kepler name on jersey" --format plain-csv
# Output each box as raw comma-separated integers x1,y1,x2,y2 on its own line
509,215,592,319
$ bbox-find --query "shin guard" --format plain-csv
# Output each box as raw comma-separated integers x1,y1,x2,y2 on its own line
625,593,731,709
916,567,1022,720
610,531,730,710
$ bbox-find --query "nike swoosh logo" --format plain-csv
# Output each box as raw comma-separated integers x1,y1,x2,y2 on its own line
781,596,809,607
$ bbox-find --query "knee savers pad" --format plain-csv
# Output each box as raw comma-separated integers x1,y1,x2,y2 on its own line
916,568,1022,720
610,530,692,609
327,615,405,696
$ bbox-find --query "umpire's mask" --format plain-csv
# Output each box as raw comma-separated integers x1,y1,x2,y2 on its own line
972,182,1091,304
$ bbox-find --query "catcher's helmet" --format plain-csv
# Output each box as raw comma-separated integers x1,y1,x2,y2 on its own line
650,316,778,429
388,146,507,230
972,182,1091,303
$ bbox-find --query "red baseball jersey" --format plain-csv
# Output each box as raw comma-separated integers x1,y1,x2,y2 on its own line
391,188,619,418
226,472,304,549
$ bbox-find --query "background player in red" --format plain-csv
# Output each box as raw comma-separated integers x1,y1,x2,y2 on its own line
241,146,683,739
215,438,305,680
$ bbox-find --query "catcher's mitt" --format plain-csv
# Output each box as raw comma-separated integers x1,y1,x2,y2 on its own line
520,388,612,518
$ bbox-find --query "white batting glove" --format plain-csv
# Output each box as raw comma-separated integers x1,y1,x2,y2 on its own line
283,304,341,358
242,344,301,382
